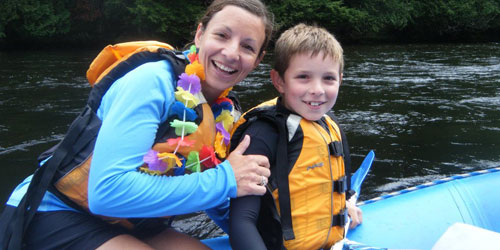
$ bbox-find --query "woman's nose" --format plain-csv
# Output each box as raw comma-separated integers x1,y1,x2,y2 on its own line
222,40,239,61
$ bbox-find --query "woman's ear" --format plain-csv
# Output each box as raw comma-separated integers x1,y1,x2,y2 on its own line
253,51,265,69
194,23,204,47
270,69,285,94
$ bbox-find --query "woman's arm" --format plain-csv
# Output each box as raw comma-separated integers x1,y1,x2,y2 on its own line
88,60,238,217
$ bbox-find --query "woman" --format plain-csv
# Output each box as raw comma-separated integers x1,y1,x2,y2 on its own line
0,0,274,249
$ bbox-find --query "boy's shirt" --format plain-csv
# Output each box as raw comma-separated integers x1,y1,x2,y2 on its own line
230,117,279,250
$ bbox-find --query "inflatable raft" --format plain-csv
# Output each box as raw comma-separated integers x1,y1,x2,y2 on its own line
347,166,500,250
202,153,500,250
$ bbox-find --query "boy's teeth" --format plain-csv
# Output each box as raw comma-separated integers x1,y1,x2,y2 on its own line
213,61,236,73
309,102,321,106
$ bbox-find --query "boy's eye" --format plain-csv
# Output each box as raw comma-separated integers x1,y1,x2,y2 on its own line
296,74,309,79
324,76,337,81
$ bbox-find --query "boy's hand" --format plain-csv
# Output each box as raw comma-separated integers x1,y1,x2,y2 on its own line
227,135,270,197
346,196,363,229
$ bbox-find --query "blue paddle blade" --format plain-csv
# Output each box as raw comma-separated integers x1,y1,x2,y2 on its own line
351,150,375,197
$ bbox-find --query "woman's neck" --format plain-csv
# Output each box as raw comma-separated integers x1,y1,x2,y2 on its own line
201,86,221,105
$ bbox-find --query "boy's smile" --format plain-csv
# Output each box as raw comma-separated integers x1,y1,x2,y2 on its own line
271,51,342,121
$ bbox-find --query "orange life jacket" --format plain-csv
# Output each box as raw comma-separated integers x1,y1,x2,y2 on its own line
231,98,350,249
46,41,228,229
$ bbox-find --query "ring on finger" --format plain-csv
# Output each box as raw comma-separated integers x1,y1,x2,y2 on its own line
259,176,267,186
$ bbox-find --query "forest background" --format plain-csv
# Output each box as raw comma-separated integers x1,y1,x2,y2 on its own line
0,0,499,50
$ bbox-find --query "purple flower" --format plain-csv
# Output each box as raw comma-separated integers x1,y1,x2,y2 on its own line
216,122,230,145
143,149,167,172
178,73,201,94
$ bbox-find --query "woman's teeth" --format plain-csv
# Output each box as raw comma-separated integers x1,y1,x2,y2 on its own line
213,61,236,74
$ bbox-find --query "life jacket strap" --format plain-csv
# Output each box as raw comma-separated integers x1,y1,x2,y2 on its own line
275,113,295,241
331,209,348,227
329,141,344,157
333,176,347,193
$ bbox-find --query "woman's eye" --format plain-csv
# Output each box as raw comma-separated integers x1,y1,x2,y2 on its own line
215,33,227,39
243,44,255,53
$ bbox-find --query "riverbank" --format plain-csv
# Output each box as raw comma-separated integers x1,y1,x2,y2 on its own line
1,0,499,50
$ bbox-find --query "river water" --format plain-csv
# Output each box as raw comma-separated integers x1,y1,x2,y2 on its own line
1,43,499,238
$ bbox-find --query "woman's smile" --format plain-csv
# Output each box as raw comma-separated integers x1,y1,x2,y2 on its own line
195,5,265,102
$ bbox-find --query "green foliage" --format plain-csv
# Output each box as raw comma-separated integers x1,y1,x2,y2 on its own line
126,0,205,45
267,0,369,41
0,0,499,48
0,0,70,41
408,0,500,40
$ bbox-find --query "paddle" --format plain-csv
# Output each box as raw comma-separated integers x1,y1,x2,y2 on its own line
350,150,375,199
332,150,375,250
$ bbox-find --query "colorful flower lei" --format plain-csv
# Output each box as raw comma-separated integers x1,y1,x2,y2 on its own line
140,45,235,176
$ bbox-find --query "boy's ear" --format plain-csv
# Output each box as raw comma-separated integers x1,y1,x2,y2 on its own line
271,69,285,94
194,23,204,47
339,73,343,85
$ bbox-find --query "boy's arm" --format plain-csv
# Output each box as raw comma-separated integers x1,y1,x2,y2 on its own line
229,119,279,249
230,195,266,250
346,195,363,229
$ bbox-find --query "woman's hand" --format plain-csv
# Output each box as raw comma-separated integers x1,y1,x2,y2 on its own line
227,135,270,197
346,196,363,229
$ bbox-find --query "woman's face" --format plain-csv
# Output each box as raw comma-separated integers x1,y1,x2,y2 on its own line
195,5,265,102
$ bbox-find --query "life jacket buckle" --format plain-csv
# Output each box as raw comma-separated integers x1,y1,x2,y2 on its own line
331,209,348,227
333,176,347,193
329,141,344,157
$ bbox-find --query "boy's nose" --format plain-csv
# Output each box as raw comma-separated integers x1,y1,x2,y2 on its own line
309,80,325,95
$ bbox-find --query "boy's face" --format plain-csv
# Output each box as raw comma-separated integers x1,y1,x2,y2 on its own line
271,52,342,121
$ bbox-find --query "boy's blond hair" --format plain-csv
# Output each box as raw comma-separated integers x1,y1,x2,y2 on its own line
273,23,344,77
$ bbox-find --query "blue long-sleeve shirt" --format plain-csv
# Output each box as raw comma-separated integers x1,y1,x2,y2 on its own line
7,58,236,229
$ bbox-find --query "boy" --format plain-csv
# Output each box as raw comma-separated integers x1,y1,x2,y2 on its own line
229,23,362,250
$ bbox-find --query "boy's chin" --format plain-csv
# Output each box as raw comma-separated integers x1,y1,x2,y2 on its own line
301,113,324,121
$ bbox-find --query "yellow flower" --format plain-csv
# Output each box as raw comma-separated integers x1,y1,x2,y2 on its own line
175,87,199,108
185,61,205,81
215,110,234,131
218,87,233,98
214,132,227,158
157,152,182,171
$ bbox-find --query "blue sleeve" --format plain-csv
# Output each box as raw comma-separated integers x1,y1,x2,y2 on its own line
205,199,230,233
87,60,237,218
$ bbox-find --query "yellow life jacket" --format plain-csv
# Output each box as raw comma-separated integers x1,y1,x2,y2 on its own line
231,98,350,249
42,41,231,229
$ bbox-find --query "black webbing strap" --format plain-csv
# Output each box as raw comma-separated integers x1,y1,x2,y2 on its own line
274,113,295,241
5,105,100,250
331,209,348,227
326,112,354,199
333,176,347,193
329,141,344,157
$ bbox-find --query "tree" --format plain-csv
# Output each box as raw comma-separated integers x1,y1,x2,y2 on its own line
0,0,70,42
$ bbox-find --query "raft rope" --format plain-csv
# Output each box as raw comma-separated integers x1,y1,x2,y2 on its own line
357,166,500,206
